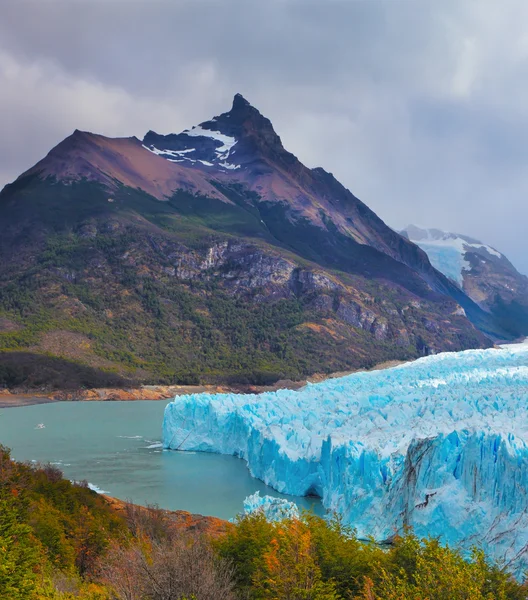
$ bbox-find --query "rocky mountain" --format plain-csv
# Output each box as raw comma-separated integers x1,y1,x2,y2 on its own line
402,225,528,338
0,95,497,390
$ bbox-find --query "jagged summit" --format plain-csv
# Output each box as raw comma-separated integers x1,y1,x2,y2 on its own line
142,93,284,172
232,92,252,109
225,93,271,129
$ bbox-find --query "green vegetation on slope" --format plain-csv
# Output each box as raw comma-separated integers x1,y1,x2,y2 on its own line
0,259,418,387
0,445,125,599
0,181,418,388
0,178,488,390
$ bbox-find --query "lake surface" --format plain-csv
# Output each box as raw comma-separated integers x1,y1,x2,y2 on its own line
0,401,322,519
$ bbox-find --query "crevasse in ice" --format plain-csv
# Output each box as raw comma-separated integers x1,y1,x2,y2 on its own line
163,341,528,575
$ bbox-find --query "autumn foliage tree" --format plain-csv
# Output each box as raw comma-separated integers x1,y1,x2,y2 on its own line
101,536,236,600
0,445,125,599
253,518,340,599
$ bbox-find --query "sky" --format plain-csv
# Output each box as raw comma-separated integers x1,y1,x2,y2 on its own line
1,0,527,274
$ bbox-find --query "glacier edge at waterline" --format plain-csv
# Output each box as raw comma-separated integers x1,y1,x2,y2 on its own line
162,342,528,575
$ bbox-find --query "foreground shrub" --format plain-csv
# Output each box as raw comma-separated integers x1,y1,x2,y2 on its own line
0,445,125,599
0,496,41,599
100,536,236,600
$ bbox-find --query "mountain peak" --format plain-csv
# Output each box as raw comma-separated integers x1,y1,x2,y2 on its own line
225,93,269,128
143,92,288,171
232,93,251,110
402,224,528,323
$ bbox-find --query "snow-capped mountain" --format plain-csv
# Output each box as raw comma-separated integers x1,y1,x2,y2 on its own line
163,340,528,577
142,95,509,335
402,225,528,338
0,95,510,390
401,225,503,287
143,93,441,272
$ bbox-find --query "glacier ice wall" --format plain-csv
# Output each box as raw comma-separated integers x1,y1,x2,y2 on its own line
163,342,528,575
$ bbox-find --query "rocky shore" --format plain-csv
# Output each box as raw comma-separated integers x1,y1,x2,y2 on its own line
0,379,306,408
0,360,408,408
101,494,230,538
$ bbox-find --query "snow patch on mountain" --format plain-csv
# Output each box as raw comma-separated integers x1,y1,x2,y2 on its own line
142,144,200,166
163,341,528,575
403,226,503,286
218,160,241,170
182,125,238,161
416,239,471,286
143,125,240,170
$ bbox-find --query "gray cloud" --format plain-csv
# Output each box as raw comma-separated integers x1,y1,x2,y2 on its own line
1,0,527,273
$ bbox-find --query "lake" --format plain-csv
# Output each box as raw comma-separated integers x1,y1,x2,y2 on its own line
0,400,322,519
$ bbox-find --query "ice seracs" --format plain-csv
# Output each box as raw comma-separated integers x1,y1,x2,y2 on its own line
163,341,528,576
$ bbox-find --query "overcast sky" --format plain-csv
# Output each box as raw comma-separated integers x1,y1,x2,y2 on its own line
2,0,527,273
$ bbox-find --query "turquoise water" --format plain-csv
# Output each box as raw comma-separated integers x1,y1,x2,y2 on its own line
0,401,322,519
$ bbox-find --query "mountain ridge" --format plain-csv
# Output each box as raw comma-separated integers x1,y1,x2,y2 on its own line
19,129,229,202
0,95,501,390
141,95,502,335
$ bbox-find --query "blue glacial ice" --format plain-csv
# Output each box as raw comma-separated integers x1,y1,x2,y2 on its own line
240,491,300,522
163,341,528,575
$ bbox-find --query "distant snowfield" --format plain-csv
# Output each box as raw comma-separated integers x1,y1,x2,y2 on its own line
405,226,503,287
163,341,528,575
414,239,471,286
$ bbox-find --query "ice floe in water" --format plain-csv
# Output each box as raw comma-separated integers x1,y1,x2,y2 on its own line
69,481,110,495
87,483,110,494
163,341,528,575
239,491,300,522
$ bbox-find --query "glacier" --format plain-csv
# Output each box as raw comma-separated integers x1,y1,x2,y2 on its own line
163,342,528,575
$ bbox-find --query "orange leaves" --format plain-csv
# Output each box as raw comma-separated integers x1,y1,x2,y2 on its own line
252,517,340,599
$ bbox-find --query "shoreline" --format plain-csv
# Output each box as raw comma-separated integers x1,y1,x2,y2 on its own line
0,359,406,409
101,494,230,538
